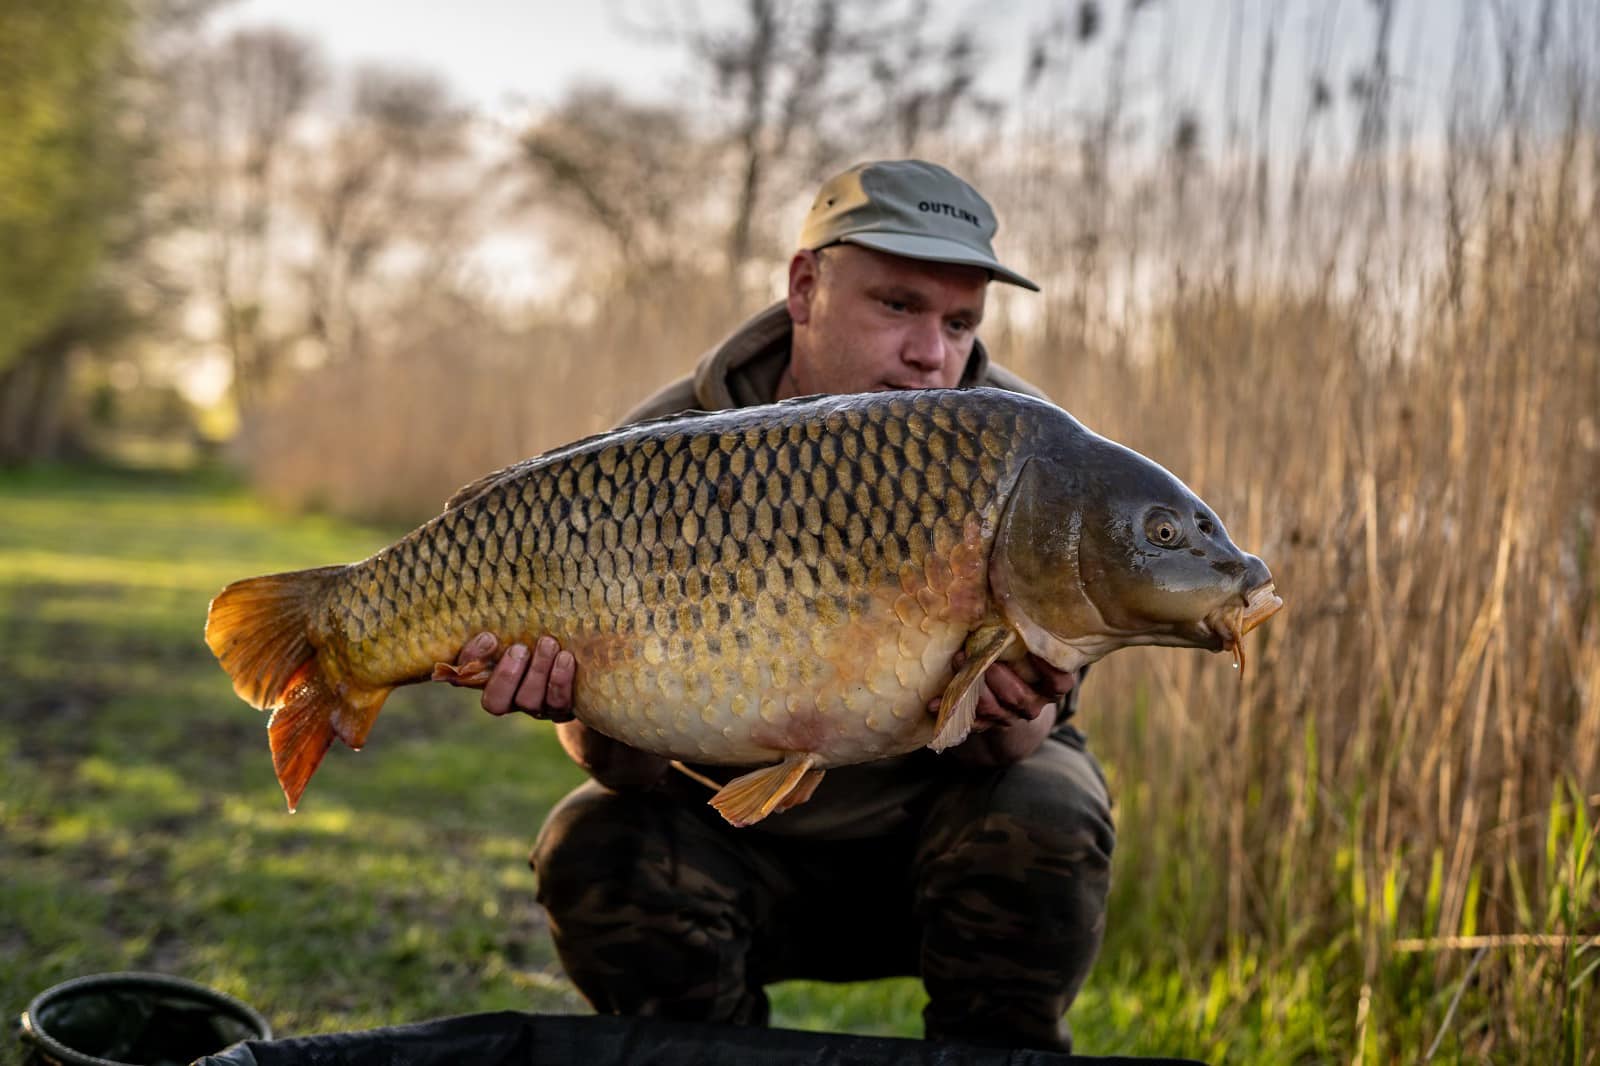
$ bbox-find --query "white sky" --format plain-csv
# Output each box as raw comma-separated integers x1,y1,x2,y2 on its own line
211,0,698,117
208,0,1478,157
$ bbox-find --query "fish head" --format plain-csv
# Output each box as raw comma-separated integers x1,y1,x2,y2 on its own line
991,442,1282,671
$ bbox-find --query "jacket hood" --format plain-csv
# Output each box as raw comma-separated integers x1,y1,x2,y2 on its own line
690,301,996,410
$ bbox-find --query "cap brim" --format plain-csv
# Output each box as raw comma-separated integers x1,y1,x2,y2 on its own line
840,232,1040,292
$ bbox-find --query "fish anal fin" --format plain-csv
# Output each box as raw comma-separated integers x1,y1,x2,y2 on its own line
929,624,1017,752
709,753,820,827
431,659,494,687
268,664,336,813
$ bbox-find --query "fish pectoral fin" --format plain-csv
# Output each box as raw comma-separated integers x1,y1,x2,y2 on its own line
431,658,495,687
929,624,1018,752
710,753,821,827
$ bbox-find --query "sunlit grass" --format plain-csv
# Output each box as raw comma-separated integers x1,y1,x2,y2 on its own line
0,466,589,1052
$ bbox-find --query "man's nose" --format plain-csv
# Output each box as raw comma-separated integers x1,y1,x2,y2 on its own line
901,316,947,372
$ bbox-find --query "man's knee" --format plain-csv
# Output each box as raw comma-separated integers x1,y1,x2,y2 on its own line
533,781,747,920
914,736,1115,1050
530,782,765,1023
926,735,1116,876
532,780,654,891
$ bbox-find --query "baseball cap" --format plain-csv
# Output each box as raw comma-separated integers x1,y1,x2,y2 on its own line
797,160,1039,291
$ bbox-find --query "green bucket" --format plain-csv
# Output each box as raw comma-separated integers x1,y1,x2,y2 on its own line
16,972,271,1065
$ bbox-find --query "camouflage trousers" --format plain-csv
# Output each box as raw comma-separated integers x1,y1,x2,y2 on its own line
530,730,1114,1053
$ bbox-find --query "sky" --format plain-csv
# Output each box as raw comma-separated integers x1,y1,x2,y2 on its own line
211,0,710,118
209,0,1476,156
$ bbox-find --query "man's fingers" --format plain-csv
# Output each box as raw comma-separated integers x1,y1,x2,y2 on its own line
458,631,499,666
477,637,578,722
512,636,557,714
509,638,576,721
1028,655,1078,697
544,650,576,722
974,682,1006,723
983,662,1054,721
481,643,529,715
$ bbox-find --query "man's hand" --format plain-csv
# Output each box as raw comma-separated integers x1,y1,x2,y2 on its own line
449,633,578,722
939,653,1078,767
445,632,667,791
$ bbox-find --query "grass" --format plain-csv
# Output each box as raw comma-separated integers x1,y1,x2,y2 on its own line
0,465,587,1051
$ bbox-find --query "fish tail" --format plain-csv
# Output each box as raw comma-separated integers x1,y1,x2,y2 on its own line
205,566,389,812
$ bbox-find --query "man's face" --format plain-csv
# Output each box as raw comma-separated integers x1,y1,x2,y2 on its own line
784,243,989,398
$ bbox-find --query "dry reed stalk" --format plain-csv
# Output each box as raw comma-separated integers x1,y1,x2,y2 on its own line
1393,934,1600,952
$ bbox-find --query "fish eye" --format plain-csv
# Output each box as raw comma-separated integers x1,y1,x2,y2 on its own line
1145,509,1186,548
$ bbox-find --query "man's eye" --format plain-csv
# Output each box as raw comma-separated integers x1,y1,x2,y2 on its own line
947,319,973,334
881,299,908,313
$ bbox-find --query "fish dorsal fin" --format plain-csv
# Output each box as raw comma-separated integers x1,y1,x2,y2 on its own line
440,408,725,513
929,623,1017,751
442,463,526,512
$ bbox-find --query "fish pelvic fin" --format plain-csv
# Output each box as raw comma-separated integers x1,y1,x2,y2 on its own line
710,753,822,827
205,565,389,811
929,623,1017,752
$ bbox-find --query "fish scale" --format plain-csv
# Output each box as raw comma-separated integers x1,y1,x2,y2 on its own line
205,387,1282,825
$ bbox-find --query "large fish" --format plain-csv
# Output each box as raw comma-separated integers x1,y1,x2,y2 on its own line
206,388,1281,825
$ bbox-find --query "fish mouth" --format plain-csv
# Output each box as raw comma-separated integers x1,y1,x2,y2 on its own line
1203,581,1284,672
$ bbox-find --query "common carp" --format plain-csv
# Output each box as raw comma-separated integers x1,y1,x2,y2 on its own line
205,388,1281,825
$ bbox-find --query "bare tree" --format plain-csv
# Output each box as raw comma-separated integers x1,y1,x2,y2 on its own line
616,0,996,297
297,66,478,365
182,27,323,412
518,85,709,284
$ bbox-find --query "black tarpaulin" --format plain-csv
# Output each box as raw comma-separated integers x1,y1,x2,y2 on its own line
195,1012,1207,1066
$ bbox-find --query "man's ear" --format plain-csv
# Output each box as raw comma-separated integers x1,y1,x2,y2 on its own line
787,250,821,325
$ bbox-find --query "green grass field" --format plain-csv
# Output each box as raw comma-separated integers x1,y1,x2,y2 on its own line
5,465,1585,1064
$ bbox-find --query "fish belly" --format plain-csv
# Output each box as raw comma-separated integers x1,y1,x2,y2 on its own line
570,597,979,767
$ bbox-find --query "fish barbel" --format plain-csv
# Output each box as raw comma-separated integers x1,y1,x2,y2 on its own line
205,388,1282,825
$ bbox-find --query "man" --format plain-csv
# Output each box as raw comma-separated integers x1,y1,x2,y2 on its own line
451,160,1114,1052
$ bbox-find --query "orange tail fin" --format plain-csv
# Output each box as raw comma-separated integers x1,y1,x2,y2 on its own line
205,566,389,812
